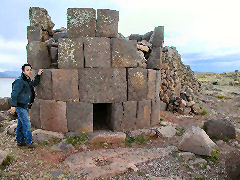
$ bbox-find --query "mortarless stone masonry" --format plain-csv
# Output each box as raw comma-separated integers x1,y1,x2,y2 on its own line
27,7,200,133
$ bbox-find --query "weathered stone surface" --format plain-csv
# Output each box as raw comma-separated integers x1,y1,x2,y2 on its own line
27,26,42,42
151,97,160,126
111,38,138,68
129,34,142,41
27,41,51,69
29,7,55,34
136,51,147,68
203,119,236,140
67,8,96,38
58,38,84,69
65,146,177,179
155,70,161,98
35,69,52,100
30,99,41,128
67,102,93,132
32,129,64,143
50,47,58,63
51,140,75,151
110,103,123,131
96,9,119,38
83,37,111,68
53,32,68,41
78,68,127,103
178,152,195,161
142,31,153,41
225,149,240,180
122,101,137,131
149,26,164,47
147,69,156,100
87,131,126,143
51,69,79,102
147,47,162,70
153,125,176,138
40,100,67,133
7,123,17,135
0,97,10,111
128,68,148,101
0,150,8,165
136,100,151,129
178,126,216,156
128,129,156,138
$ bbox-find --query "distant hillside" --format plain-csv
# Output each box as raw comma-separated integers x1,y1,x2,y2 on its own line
0,71,21,78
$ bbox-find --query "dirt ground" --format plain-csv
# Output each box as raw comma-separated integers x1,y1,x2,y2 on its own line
0,74,240,179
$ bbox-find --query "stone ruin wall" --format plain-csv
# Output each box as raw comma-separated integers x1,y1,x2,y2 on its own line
27,7,201,133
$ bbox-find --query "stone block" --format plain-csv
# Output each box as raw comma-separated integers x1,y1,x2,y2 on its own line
40,100,68,133
50,47,58,63
151,97,160,126
27,26,42,42
53,32,68,41
83,37,111,68
149,26,164,47
128,68,148,101
67,102,93,132
35,69,53,100
147,69,156,100
111,38,138,67
87,131,126,143
122,101,137,131
58,38,84,69
147,47,162,70
30,99,41,128
0,97,10,111
96,9,119,38
111,103,124,131
32,129,64,143
78,68,127,103
155,70,161,98
51,69,79,102
136,100,151,129
27,41,51,69
67,8,96,38
160,100,167,111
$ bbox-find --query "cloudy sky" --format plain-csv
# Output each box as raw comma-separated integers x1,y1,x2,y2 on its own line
0,0,240,73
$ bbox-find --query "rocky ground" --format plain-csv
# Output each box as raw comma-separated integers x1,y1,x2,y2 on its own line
0,72,240,180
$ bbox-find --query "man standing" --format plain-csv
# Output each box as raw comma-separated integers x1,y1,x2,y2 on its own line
10,64,43,148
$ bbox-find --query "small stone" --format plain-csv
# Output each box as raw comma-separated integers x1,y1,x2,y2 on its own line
7,123,17,135
32,129,64,143
178,152,195,161
87,131,126,144
0,150,8,165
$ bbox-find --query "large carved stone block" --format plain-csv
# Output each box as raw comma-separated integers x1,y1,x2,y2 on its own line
30,99,41,128
78,68,127,103
67,8,96,38
96,9,119,38
27,41,51,69
111,38,138,67
111,103,124,131
147,69,156,100
51,69,79,102
27,26,42,42
155,70,161,98
136,100,151,129
128,68,148,101
150,97,160,126
122,101,137,131
149,26,164,47
67,102,93,132
58,38,84,69
40,100,68,133
83,37,111,68
147,47,162,70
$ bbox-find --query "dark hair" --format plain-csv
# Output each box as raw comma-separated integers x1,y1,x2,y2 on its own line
22,63,32,71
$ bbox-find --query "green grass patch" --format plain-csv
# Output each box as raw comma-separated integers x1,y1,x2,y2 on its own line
0,155,14,168
200,108,209,116
175,128,185,136
125,135,149,147
216,94,227,99
66,132,88,146
203,148,220,163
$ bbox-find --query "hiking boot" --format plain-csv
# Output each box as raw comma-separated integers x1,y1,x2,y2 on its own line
17,142,26,146
26,142,37,148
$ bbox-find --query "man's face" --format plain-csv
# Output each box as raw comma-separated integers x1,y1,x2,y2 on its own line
22,66,32,78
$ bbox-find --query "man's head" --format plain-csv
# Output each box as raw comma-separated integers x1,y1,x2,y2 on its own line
22,63,32,78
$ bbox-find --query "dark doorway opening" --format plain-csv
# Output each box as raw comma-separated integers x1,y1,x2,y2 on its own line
93,103,112,130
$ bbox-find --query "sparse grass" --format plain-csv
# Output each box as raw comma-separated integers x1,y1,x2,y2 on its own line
0,155,14,168
203,147,220,163
125,135,149,147
175,127,185,136
66,132,88,146
194,175,206,180
216,94,227,99
200,108,209,116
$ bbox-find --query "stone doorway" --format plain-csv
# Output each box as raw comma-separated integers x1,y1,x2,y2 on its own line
93,103,112,130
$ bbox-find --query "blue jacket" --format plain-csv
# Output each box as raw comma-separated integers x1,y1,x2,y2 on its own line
11,73,40,109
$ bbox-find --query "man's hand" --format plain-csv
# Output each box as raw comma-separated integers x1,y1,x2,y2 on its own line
10,107,16,115
38,69,43,75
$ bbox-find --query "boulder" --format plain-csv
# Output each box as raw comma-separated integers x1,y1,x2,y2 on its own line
128,129,156,138
225,149,240,180
178,126,216,156
7,123,17,135
153,125,176,138
178,152,195,161
0,98,10,111
50,140,75,151
32,129,64,143
53,32,68,41
203,119,236,140
87,131,126,144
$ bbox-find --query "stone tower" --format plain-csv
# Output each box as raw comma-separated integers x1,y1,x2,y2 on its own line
27,7,162,133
